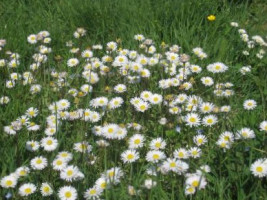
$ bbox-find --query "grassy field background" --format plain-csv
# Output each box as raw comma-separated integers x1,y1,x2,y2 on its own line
0,0,266,199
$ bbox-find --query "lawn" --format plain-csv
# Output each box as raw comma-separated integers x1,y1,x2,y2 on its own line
0,0,266,199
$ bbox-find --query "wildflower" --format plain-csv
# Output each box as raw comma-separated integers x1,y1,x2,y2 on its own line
207,15,216,21
128,134,145,149
58,186,77,200
149,137,166,150
185,113,201,127
30,156,48,170
121,149,140,163
243,99,257,110
0,175,18,188
40,182,53,196
259,121,267,132
146,150,166,163
250,158,267,178
18,183,37,196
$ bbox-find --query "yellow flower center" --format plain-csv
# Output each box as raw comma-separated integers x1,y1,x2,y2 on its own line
56,160,63,165
170,162,176,168
198,138,203,144
192,180,199,187
153,154,160,160
140,105,146,110
6,180,13,186
207,119,213,124
134,139,140,144
155,142,161,148
256,166,263,172
101,182,106,189
67,170,73,176
36,159,42,164
108,171,114,177
25,188,32,194
46,140,53,145
108,128,114,133
65,191,72,198
178,152,184,158
189,117,196,123
127,154,134,160
43,186,50,193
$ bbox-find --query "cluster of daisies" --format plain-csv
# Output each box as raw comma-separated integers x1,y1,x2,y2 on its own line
1,21,267,200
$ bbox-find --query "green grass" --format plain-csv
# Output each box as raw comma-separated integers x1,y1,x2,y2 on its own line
0,0,266,199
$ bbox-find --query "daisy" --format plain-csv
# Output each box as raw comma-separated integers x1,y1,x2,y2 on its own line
15,166,30,177
176,94,187,104
106,41,117,51
113,55,128,66
140,91,153,101
201,76,214,86
58,186,77,200
140,68,151,78
149,137,166,150
95,177,108,190
58,99,71,110
130,62,143,72
27,34,37,44
52,158,68,171
108,97,124,109
30,156,48,170
114,84,127,93
84,186,103,200
259,121,267,132
26,140,40,151
219,131,235,143
41,137,58,151
144,179,157,189
220,105,231,112
102,124,119,139
146,150,166,163
185,185,196,195
40,182,53,196
18,183,37,196
73,142,92,153
216,139,231,149
250,159,267,178
202,115,218,127
207,62,228,73
45,127,57,136
104,167,124,184
4,125,16,135
185,174,207,189
149,94,163,105
115,127,128,140
121,149,140,163
67,58,79,67
135,101,150,112
173,148,189,159
236,128,255,139
0,96,10,105
128,134,145,149
190,65,202,73
0,175,18,188
189,147,202,158
243,99,257,110
26,107,39,118
57,151,73,162
200,102,214,113
27,122,40,131
82,50,93,58
193,134,208,146
90,97,108,108
134,34,145,41
185,113,201,127
60,165,80,182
